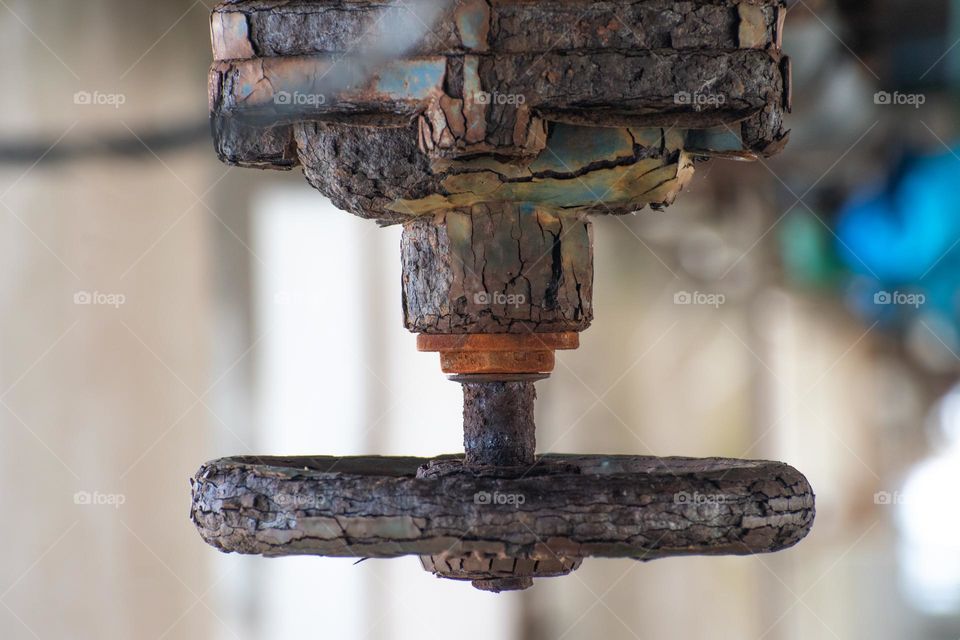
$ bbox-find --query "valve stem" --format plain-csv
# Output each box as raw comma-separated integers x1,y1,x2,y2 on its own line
459,378,537,467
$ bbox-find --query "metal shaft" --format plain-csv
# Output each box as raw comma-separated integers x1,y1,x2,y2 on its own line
461,380,537,467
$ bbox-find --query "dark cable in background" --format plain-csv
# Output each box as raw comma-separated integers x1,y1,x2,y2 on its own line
0,121,209,166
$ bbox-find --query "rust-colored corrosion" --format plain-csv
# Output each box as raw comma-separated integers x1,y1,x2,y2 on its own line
417,333,579,352
418,332,578,374
438,350,554,375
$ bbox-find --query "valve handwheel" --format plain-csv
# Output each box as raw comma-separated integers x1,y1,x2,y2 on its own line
192,0,814,592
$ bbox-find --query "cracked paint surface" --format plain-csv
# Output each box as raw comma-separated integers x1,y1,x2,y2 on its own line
401,204,594,334
391,124,694,216
191,454,815,561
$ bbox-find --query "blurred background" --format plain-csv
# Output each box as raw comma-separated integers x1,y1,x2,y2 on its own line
1,0,959,638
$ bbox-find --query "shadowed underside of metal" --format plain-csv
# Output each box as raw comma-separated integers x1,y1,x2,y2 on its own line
192,0,814,592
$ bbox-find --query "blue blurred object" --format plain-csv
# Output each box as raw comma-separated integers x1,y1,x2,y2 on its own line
835,144,960,331
837,148,960,281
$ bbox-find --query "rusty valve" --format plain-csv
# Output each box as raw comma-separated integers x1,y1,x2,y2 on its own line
192,0,813,592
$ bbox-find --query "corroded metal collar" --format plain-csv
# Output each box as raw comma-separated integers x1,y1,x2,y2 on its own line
417,332,579,375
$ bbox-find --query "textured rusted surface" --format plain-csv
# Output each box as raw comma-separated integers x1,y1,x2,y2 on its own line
294,123,442,226
209,55,447,124
402,126,695,215
211,0,784,59
420,554,581,592
401,205,593,333
190,454,816,563
208,0,792,223
210,50,787,168
291,123,693,223
462,381,536,466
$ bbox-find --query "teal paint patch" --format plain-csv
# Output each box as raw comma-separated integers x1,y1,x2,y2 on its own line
516,181,610,208
685,128,745,153
530,124,635,174
375,59,446,99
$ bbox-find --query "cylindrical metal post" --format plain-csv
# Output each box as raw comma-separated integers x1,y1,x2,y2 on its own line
461,381,536,467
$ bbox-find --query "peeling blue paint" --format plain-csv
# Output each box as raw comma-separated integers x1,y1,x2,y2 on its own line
530,124,635,174
685,128,744,153
375,60,446,99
